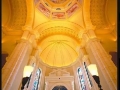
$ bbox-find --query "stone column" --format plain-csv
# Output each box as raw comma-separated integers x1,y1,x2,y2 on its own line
82,30,117,90
27,49,40,90
2,31,36,90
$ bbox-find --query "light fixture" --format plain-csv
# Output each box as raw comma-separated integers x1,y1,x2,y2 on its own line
21,66,34,90
87,64,103,90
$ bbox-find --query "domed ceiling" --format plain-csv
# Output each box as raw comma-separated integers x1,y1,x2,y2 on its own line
34,0,83,19
50,0,67,4
38,27,81,67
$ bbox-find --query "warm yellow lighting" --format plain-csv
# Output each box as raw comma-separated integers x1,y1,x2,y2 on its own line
23,66,34,77
39,35,79,67
87,64,99,76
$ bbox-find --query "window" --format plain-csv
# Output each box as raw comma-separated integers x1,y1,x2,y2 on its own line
83,62,92,88
78,67,86,90
32,69,41,90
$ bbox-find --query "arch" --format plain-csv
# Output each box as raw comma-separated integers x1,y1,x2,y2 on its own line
2,0,11,26
32,21,85,39
22,0,35,30
82,0,95,29
52,85,67,90
50,83,70,90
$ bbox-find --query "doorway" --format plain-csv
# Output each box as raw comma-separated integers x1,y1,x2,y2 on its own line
52,85,67,90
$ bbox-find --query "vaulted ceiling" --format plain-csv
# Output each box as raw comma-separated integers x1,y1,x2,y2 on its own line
2,0,117,67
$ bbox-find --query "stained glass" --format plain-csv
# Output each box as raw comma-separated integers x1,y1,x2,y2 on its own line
32,69,41,90
78,68,86,90
83,62,92,88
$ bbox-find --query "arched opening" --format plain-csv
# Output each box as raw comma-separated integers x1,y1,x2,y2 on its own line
52,85,67,90
32,68,41,90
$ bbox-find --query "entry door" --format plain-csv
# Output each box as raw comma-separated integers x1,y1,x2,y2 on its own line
52,85,67,90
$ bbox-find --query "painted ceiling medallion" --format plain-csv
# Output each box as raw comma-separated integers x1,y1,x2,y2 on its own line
34,0,83,19
50,0,67,4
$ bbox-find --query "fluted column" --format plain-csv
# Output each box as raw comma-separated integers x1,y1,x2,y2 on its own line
82,30,117,90
2,31,36,90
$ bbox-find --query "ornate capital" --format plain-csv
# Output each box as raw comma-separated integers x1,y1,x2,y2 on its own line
22,25,33,31
28,56,36,65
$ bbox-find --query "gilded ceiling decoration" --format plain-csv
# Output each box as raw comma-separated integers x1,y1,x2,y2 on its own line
8,0,27,30
50,0,67,4
90,0,109,29
38,26,81,42
34,0,83,19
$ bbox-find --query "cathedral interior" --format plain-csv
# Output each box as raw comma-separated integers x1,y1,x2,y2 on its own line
2,0,117,90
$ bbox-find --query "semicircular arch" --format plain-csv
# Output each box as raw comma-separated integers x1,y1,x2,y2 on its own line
32,21,85,39
50,83,70,90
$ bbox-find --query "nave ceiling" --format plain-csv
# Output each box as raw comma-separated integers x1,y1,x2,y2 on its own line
2,0,117,67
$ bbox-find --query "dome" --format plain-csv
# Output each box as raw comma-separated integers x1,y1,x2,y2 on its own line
39,34,80,67
50,0,67,4
34,0,83,19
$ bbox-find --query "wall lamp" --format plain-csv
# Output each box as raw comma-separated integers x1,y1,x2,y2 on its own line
88,64,103,90
21,66,34,90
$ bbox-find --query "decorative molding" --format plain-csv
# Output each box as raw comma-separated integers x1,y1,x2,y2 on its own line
7,0,27,30
90,0,108,29
48,69,70,76
38,26,81,42
82,0,96,30
45,69,74,90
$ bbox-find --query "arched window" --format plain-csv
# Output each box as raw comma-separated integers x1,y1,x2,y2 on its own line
52,85,67,90
77,67,86,90
32,68,41,90
83,62,92,88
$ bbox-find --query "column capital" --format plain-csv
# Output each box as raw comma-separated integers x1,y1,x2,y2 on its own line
21,30,37,40
79,47,87,57
21,31,38,48
28,56,36,65
85,38,100,49
82,30,97,43
21,30,30,40
82,55,91,65
22,25,32,31
82,55,89,59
